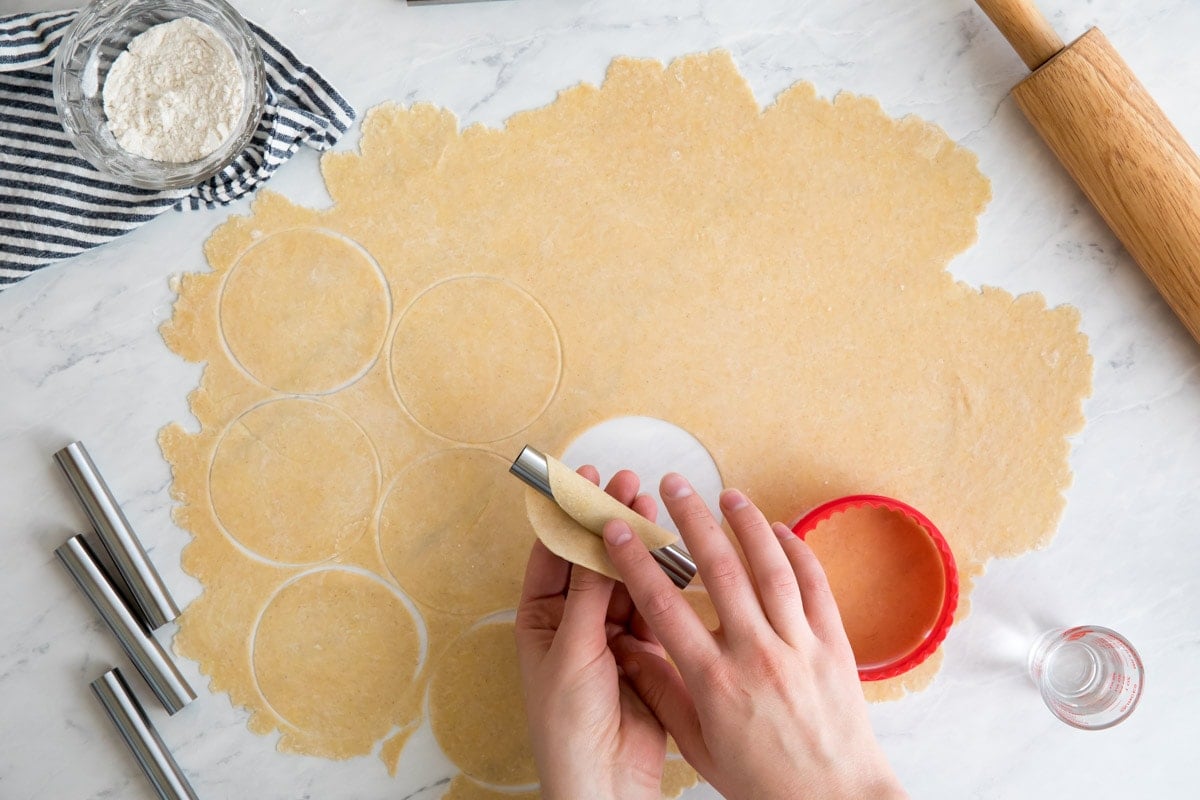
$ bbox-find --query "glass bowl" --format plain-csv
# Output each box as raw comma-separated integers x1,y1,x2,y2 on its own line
52,0,266,190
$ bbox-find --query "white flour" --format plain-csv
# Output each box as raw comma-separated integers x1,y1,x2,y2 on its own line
102,17,245,164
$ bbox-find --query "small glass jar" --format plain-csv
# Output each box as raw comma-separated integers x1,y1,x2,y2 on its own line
1028,625,1144,730
52,0,266,190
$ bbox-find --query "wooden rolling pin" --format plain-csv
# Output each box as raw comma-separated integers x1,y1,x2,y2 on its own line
976,0,1200,345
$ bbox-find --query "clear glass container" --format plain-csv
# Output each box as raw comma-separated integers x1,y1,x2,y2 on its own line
52,0,266,190
1028,625,1144,730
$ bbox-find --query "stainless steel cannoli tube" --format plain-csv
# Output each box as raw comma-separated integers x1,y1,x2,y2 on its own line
91,668,199,800
55,441,180,630
56,534,194,714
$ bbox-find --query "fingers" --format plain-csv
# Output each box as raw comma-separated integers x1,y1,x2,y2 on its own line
660,474,765,640
602,468,640,506
577,464,601,485
629,608,660,646
596,467,658,626
514,541,569,675
606,580,636,629
772,523,845,646
558,564,616,652
579,465,659,523
518,539,570,607
720,490,808,646
609,483,659,625
617,651,712,776
631,492,658,523
603,518,718,672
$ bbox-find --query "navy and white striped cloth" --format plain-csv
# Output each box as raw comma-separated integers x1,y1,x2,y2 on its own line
0,10,356,290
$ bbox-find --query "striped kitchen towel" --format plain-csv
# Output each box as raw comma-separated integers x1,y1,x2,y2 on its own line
0,10,355,290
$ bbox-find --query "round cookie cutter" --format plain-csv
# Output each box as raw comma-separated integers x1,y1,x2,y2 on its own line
791,494,959,682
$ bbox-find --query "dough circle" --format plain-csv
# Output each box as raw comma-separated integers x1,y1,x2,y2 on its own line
219,228,390,395
378,448,532,616
525,454,678,580
389,276,561,443
209,398,379,564
252,568,422,741
428,621,537,786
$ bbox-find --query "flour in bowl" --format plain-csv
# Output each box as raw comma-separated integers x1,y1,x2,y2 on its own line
102,17,245,163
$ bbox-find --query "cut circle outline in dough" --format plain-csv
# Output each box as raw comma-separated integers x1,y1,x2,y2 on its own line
376,446,533,616
249,565,427,741
217,227,392,396
426,616,539,788
207,396,382,566
387,274,563,444
561,415,726,535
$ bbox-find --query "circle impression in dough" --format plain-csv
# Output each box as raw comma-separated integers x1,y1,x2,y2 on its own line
444,774,540,800
219,228,390,394
252,569,422,742
209,398,380,564
389,276,561,443
379,448,533,616
429,621,537,786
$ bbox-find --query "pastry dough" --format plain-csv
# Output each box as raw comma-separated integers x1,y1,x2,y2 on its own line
251,568,422,755
444,775,540,800
379,448,532,615
429,622,537,786
219,228,389,395
389,276,561,443
160,51,1092,794
209,398,379,564
526,453,679,579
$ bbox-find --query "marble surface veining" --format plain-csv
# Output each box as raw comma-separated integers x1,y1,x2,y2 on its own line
2,1,1199,798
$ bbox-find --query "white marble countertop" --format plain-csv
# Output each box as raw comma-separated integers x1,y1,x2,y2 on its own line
3,1,1198,798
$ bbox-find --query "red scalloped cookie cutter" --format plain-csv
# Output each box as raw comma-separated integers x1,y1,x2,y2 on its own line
791,495,959,682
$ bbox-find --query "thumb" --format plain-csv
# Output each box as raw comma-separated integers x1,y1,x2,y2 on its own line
557,565,615,655
620,651,712,775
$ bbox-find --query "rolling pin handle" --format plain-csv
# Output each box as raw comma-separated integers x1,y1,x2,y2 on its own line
976,0,1065,70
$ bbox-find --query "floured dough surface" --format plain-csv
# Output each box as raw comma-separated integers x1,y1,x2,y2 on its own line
444,775,541,800
209,398,379,564
662,759,702,799
160,50,1091,793
429,622,537,786
527,454,679,579
252,569,422,747
390,276,562,443
380,448,532,615
220,229,390,394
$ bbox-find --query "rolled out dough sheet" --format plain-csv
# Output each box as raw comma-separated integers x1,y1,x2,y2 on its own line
527,453,678,579
160,50,1091,792
429,621,536,786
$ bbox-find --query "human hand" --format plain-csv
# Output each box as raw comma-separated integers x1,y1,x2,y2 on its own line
514,467,669,800
602,474,908,800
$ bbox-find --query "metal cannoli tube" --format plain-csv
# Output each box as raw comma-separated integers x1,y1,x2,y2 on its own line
56,534,194,714
54,441,180,630
91,668,199,800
